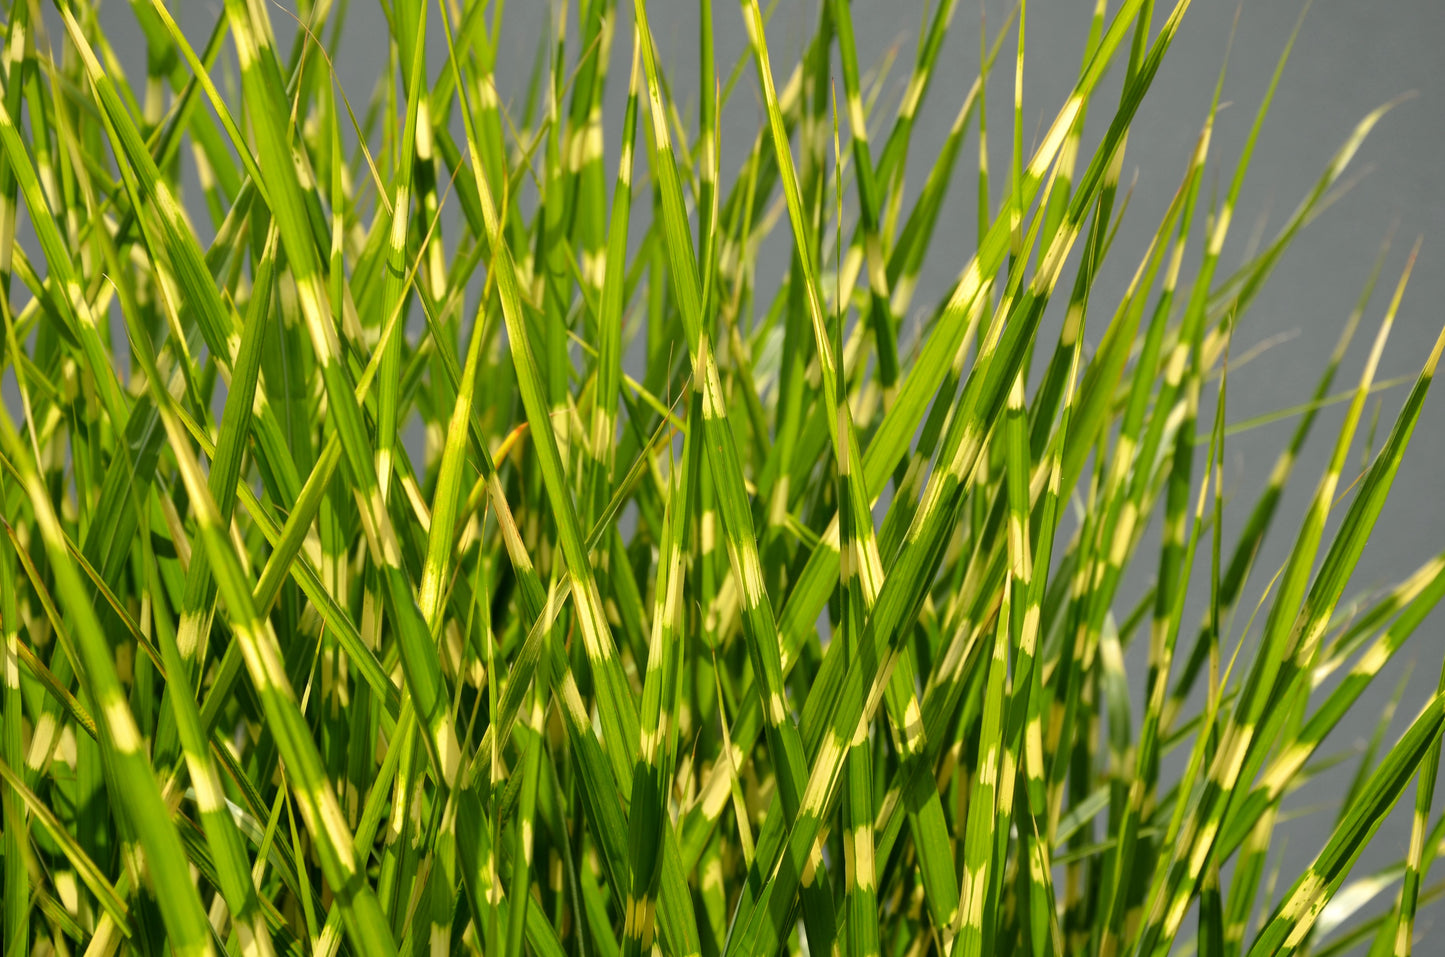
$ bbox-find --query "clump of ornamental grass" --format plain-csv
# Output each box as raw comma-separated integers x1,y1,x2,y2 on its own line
0,1,1442,956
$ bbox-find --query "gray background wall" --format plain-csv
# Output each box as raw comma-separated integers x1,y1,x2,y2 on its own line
84,0,1445,945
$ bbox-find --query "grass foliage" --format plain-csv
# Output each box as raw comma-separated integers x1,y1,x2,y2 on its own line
0,1,1442,955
